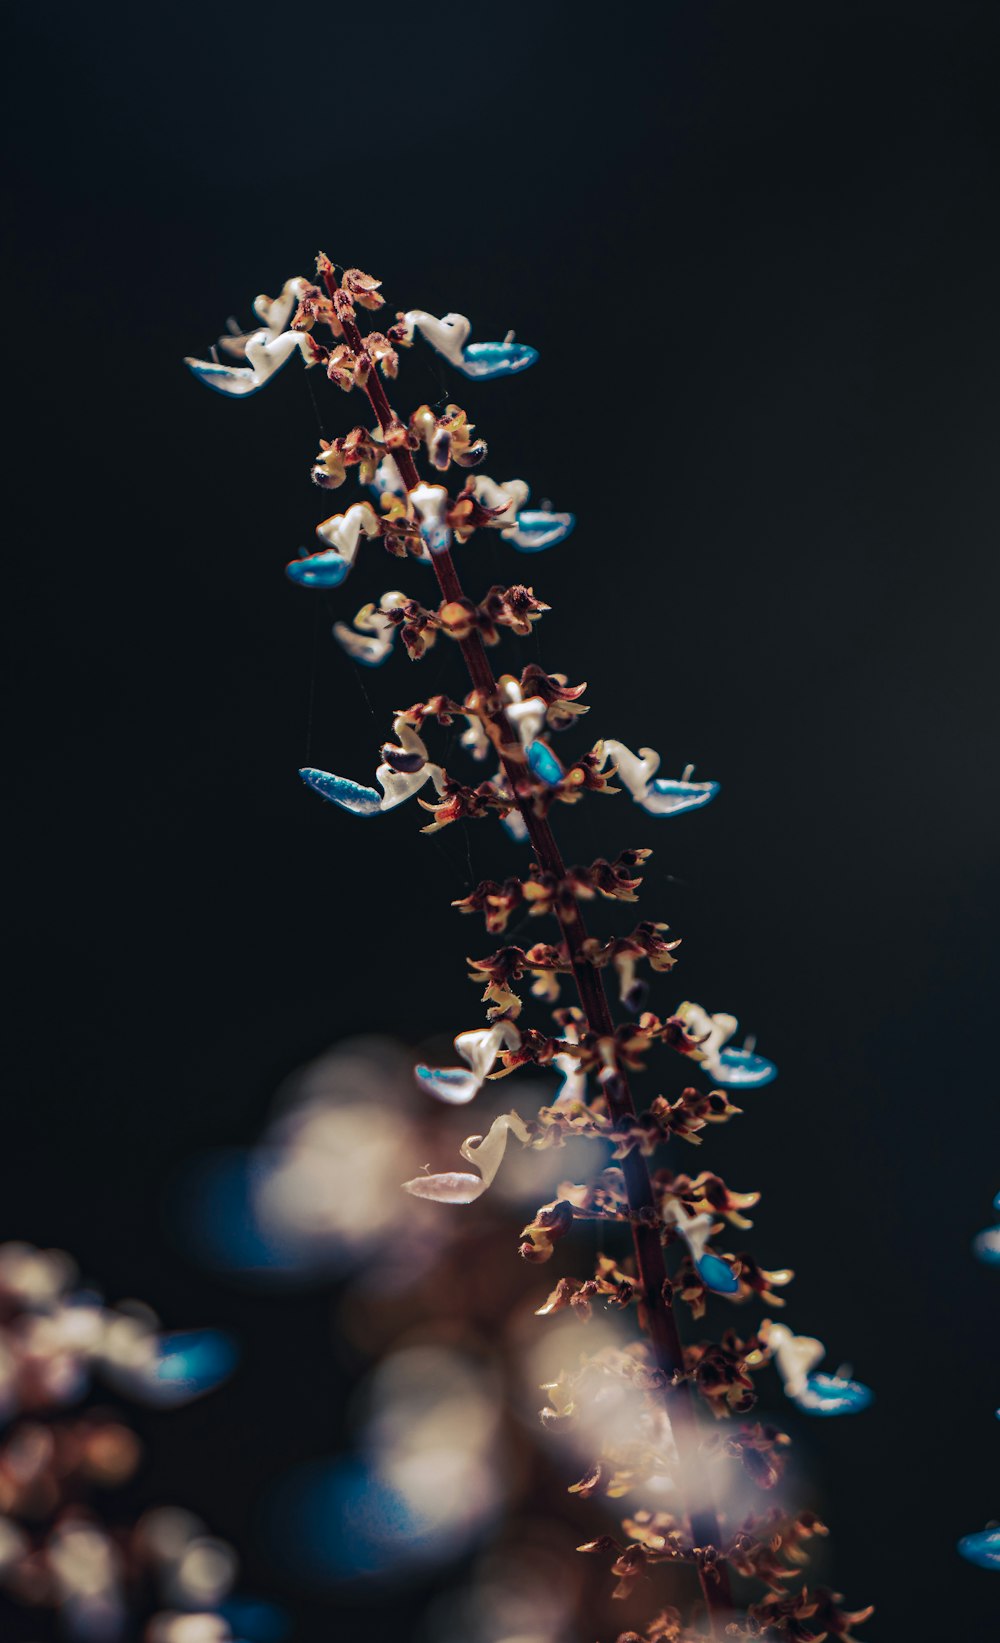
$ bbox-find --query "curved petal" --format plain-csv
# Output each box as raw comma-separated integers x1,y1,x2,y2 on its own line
185,330,311,398
299,769,382,816
714,1047,778,1089
402,1170,486,1204
405,310,538,381
643,776,720,816
286,549,352,589
415,1022,521,1105
502,511,576,552
957,1528,1000,1570
793,1372,874,1417
526,740,564,786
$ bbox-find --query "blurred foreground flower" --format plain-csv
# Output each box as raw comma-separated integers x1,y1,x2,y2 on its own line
0,1242,281,1642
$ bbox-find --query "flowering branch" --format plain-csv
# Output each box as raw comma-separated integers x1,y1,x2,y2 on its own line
186,256,873,1642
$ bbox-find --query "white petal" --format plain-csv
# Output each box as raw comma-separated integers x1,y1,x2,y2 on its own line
403,1171,486,1204
601,739,660,800
404,310,472,368
315,501,381,561
471,474,530,526
459,1111,532,1188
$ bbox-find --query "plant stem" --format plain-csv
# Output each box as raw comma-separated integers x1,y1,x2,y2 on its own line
338,305,732,1628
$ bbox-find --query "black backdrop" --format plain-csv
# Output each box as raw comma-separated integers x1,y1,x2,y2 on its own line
6,3,1000,1638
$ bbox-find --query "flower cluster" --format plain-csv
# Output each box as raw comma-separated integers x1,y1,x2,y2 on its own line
0,1242,273,1642
188,256,872,1639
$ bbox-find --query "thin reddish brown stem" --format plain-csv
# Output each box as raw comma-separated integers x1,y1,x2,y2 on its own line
335,296,732,1629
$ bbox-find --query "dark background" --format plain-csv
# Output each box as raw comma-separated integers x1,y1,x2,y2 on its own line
6,2,1000,1638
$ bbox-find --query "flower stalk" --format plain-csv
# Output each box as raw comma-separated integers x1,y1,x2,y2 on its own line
186,257,874,1643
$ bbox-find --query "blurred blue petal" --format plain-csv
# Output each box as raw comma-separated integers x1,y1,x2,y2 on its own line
694,1251,740,1295
503,510,575,552
299,768,382,815
147,1329,238,1404
174,1148,340,1281
714,1048,778,1089
265,1457,459,1584
957,1528,1000,1570
643,777,720,817
795,1372,874,1417
526,740,563,786
457,340,539,379
286,550,351,589
414,1064,478,1103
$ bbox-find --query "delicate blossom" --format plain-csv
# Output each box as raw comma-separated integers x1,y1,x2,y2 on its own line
332,592,406,666
300,713,444,817
414,1020,522,1105
662,1200,740,1296
762,1320,874,1416
599,741,720,817
185,278,320,397
402,1111,532,1204
402,309,539,380
670,1001,778,1089
287,500,383,588
470,475,576,553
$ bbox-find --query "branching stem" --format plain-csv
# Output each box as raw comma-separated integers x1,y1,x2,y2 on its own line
335,298,732,1629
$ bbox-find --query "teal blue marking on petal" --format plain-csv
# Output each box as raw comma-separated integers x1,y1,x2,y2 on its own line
797,1372,874,1416
150,1329,239,1402
643,778,720,817
957,1528,1000,1569
714,1048,778,1089
506,511,576,552
299,768,382,815
456,341,539,380
414,1065,477,1102
286,551,351,589
527,740,563,786
694,1251,740,1294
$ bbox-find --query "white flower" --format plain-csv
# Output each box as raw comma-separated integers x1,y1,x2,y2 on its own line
763,1322,826,1400
300,714,445,817
403,311,538,380
185,278,316,398
402,1112,532,1205
414,1021,522,1106
410,482,452,554
333,592,406,668
672,1001,739,1079
662,1198,739,1295
599,741,720,817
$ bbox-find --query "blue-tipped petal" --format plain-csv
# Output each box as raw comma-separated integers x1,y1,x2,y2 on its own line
504,511,576,552
456,341,539,380
184,358,273,398
299,768,382,816
218,1597,290,1643
527,740,564,787
713,1048,778,1089
142,1329,239,1406
694,1252,740,1295
993,1189,1000,1213
644,778,721,817
972,1226,1000,1265
414,1065,478,1103
795,1372,874,1417
957,1528,1000,1569
286,551,351,589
